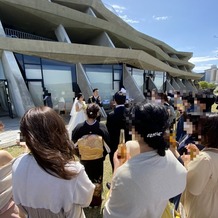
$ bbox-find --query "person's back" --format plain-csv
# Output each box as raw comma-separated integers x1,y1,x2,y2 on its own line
104,150,186,218
181,114,218,218
182,150,218,218
161,93,176,126
106,90,130,170
104,103,186,218
12,106,95,218
13,154,93,217
103,103,187,218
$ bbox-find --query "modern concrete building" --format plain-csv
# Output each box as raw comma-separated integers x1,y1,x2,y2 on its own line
0,0,201,118
204,65,218,84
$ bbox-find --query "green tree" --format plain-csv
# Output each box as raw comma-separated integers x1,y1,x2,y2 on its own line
198,81,209,89
208,82,216,90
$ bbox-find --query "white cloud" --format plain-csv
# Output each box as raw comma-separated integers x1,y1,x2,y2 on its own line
190,56,218,63
191,56,218,72
212,49,218,54
111,4,126,13
108,4,139,24
193,64,212,72
119,15,139,24
152,15,169,21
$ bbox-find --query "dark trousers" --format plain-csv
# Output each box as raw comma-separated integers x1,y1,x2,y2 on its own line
80,158,104,207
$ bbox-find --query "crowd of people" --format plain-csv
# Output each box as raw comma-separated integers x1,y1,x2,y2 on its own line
1,87,218,218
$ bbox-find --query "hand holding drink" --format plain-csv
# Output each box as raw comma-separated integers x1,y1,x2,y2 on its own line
187,143,199,160
117,129,127,160
182,143,199,168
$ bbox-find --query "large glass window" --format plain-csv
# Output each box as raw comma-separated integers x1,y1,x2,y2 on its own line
131,68,144,91
0,60,5,80
25,65,42,79
15,53,75,112
153,71,165,90
23,55,41,64
85,65,117,103
28,81,44,106
42,65,73,111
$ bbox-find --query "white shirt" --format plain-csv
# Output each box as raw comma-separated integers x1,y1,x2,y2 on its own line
12,154,95,217
103,150,187,218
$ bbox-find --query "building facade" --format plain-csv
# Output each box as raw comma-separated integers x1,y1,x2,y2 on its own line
204,65,218,84
0,0,201,117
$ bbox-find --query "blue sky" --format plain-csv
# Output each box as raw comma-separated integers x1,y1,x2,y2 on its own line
103,0,218,73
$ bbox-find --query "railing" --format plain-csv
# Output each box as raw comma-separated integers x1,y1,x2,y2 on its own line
4,28,54,41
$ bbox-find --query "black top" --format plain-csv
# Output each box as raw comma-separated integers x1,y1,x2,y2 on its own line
71,120,110,158
88,96,103,107
106,106,131,152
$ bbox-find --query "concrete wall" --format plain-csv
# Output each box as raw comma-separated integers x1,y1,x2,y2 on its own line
76,63,107,117
160,80,175,92
90,32,115,47
123,65,145,103
0,20,5,37
175,78,186,92
182,79,197,93
171,78,181,91
2,51,34,117
55,24,71,43
85,7,97,17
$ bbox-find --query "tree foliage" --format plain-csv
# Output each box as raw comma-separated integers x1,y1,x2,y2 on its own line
198,81,216,90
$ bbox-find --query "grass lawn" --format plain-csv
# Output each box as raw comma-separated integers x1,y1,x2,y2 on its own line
4,145,113,218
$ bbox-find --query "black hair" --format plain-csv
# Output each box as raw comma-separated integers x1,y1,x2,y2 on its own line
93,88,98,93
196,90,215,112
86,103,100,119
114,91,126,105
132,103,169,156
76,93,83,100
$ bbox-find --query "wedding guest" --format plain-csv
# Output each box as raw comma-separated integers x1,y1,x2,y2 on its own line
43,92,53,108
72,103,110,207
103,103,187,218
12,106,95,218
0,150,20,218
106,90,131,171
181,114,218,218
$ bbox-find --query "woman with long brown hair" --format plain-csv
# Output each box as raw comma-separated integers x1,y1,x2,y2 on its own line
12,106,95,218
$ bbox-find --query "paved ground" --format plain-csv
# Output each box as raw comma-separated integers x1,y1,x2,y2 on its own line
0,116,20,148
0,115,107,149
0,115,71,148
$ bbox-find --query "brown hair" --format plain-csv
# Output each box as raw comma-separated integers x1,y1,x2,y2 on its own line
86,103,99,119
199,114,218,148
20,106,77,180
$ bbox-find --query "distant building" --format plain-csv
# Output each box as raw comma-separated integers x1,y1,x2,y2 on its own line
204,65,218,84
0,0,202,118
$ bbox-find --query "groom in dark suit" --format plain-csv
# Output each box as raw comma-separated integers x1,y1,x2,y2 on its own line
88,88,103,122
106,90,131,171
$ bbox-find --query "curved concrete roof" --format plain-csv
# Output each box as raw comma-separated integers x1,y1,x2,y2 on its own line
0,38,200,79
0,0,202,79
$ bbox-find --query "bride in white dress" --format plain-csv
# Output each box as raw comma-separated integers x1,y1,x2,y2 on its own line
67,93,87,139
